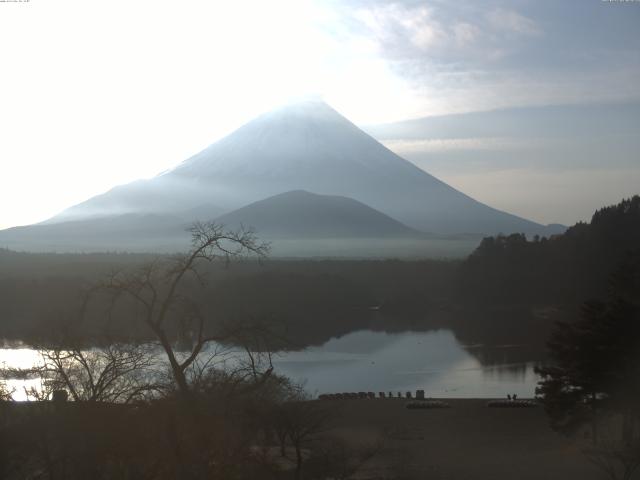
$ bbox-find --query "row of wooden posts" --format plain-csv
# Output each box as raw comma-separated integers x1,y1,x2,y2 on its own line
318,390,426,400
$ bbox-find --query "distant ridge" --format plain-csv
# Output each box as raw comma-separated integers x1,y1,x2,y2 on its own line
215,190,418,238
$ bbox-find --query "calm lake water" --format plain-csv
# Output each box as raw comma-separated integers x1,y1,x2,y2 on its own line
1,329,540,401
273,329,539,398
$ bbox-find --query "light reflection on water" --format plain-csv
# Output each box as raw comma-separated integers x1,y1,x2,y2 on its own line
1,330,540,400
273,329,539,398
0,348,43,401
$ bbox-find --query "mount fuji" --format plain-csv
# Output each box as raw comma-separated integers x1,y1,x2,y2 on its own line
0,100,557,255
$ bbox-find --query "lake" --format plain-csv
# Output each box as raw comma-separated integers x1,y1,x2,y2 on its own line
0,329,540,401
274,329,539,398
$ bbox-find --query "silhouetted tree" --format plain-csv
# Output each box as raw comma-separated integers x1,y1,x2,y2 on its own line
272,396,337,480
0,380,12,402
33,342,160,403
536,252,640,480
100,222,270,396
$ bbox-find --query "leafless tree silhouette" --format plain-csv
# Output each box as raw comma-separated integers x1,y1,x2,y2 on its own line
99,222,270,396
33,342,160,403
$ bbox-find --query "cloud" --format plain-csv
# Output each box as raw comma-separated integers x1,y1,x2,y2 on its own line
347,2,542,64
452,22,482,47
382,137,529,153
335,0,640,118
485,8,541,37
372,101,640,225
353,3,447,54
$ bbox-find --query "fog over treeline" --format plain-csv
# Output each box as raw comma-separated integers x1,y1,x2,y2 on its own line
1,196,637,366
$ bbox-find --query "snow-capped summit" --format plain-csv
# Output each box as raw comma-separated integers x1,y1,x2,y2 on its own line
35,100,543,235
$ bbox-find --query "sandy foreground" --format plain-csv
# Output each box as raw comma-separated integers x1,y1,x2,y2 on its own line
319,398,611,480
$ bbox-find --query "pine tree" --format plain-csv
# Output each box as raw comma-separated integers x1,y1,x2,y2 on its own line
536,252,640,479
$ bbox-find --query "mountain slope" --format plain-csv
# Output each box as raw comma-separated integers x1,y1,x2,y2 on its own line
50,100,545,235
215,190,418,238
0,209,222,252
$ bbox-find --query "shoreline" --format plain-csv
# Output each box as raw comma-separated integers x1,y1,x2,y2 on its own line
321,398,605,479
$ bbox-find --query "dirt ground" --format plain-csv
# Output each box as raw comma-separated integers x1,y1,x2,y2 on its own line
322,398,613,480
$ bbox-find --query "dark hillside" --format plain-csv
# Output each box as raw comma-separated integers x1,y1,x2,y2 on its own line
458,196,640,305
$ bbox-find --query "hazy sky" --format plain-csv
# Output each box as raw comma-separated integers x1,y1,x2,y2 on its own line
1,0,639,229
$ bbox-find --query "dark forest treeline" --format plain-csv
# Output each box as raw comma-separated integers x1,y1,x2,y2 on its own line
0,251,457,346
457,196,640,306
0,196,637,351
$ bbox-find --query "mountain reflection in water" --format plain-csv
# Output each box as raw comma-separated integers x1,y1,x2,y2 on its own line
274,329,540,398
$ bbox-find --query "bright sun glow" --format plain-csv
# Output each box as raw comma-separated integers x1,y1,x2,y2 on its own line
0,0,418,229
